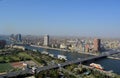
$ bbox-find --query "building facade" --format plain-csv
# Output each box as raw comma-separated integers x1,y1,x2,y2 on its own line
0,40,6,48
16,34,22,42
93,38,101,52
43,34,49,46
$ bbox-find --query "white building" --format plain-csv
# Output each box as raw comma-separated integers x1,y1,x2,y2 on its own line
12,45,25,50
43,34,49,46
60,44,67,49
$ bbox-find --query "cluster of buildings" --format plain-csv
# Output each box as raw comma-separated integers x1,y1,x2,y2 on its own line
9,34,120,54
59,38,101,53
41,35,101,53
41,35,120,53
102,40,120,50
9,34,22,42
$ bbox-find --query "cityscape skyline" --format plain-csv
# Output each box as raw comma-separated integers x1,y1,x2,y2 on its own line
0,0,120,38
1,1,120,77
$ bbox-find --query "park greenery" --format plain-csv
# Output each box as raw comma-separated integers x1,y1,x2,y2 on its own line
0,63,13,73
0,48,64,73
36,69,76,78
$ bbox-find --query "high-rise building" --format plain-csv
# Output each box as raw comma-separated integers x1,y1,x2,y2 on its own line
0,40,6,48
16,34,22,42
93,38,101,52
85,44,89,52
10,34,14,39
9,34,15,41
43,34,49,46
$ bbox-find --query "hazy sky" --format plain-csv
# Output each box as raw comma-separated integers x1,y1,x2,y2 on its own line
0,0,120,38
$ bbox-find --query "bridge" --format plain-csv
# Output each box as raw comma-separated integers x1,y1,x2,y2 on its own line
36,51,120,73
0,51,120,78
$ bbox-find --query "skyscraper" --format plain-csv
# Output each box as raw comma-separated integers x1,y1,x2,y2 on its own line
16,34,22,42
0,40,6,48
9,34,15,41
93,38,101,52
10,34,14,39
43,34,49,46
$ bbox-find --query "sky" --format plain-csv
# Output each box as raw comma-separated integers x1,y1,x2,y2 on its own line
0,0,120,38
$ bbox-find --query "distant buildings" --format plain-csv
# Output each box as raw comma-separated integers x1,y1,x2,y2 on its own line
60,43,67,49
16,34,22,42
85,44,90,52
12,45,26,50
43,34,49,46
10,34,22,42
93,38,101,52
10,34,15,40
0,40,6,48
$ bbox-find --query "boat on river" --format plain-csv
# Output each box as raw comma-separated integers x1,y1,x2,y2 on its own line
90,63,104,70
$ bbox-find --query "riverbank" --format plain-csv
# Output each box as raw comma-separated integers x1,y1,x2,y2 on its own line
30,45,71,52
108,56,120,60
77,51,98,56
30,45,97,56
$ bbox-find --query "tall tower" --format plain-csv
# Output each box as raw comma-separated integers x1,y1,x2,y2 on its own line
16,34,22,42
0,40,6,48
43,34,49,46
93,38,101,52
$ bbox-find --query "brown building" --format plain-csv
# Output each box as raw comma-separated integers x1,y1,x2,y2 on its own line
93,38,101,52
85,44,89,52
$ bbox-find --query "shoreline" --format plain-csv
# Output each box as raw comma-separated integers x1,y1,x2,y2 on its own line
108,57,120,60
30,45,71,52
30,45,97,56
